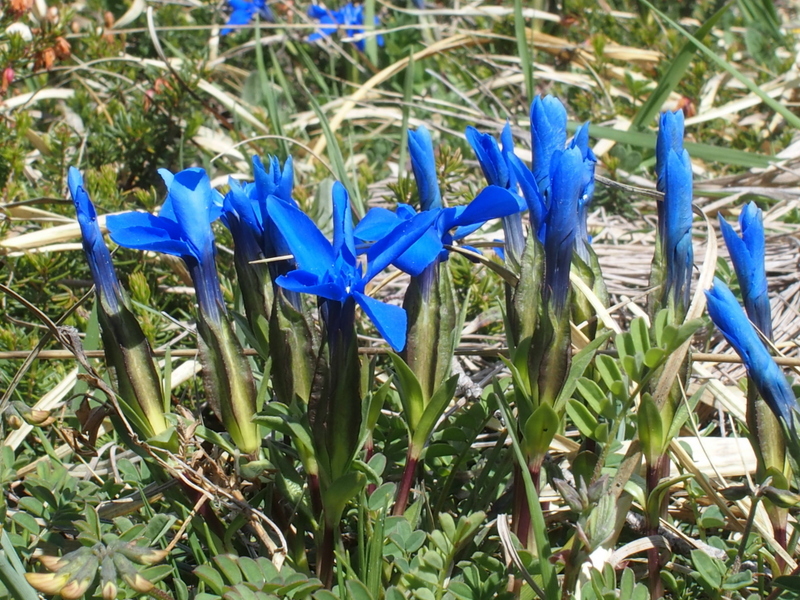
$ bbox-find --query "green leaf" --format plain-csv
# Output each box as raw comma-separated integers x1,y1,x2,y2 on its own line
195,564,226,595
691,549,725,590
410,375,459,455
346,581,374,600
576,378,609,417
595,354,626,398
554,330,613,412
566,399,599,441
322,472,366,526
638,395,664,465
389,353,426,433
643,347,665,369
523,403,561,458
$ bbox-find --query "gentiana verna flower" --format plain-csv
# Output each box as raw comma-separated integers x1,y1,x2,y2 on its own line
354,187,521,276
465,122,527,262
107,167,260,454
221,0,274,35
408,126,442,211
308,3,384,52
705,278,796,427
107,168,226,325
69,168,123,314
719,202,772,340
68,167,168,438
530,95,568,194
656,110,693,312
569,123,597,262
268,181,438,351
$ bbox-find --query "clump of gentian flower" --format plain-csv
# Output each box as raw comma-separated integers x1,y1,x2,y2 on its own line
356,126,520,514
68,168,168,440
106,168,260,455
268,180,437,585
308,3,384,52
221,0,273,35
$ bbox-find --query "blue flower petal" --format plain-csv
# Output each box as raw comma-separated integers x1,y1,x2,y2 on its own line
106,210,189,252
394,229,443,276
275,270,346,302
408,126,442,211
354,207,404,245
365,210,438,280
332,181,356,265
656,110,685,193
266,196,335,276
465,126,509,188
354,291,407,352
508,154,546,237
530,95,568,192
449,185,521,229
706,278,796,425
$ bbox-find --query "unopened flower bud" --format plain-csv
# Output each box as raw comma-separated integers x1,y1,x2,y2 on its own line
100,554,117,600
25,572,70,594
113,553,154,593
763,486,800,510
118,542,168,565
104,11,115,28
46,6,59,23
54,36,71,60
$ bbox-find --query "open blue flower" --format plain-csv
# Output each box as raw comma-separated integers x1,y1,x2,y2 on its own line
69,168,123,313
106,168,227,325
465,122,527,262
656,110,693,312
719,202,771,340
221,0,274,35
354,186,521,276
706,278,796,427
308,3,384,52
268,181,437,351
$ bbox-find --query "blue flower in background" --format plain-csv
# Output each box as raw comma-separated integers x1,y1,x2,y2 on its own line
706,278,796,427
719,202,771,340
308,3,384,52
221,0,274,35
68,168,123,313
268,182,437,351
106,168,227,325
656,110,693,312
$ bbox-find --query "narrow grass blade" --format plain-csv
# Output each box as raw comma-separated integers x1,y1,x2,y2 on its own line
514,0,534,101
631,1,733,131
575,122,773,168
397,52,416,179
255,19,289,160
640,0,800,131
302,86,363,217
364,0,378,66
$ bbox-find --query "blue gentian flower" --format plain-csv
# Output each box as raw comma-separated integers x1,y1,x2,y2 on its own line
69,168,123,313
308,3,384,52
408,126,442,211
222,155,295,263
542,147,584,316
106,168,227,326
354,187,521,276
706,278,796,427
221,0,274,35
268,182,437,351
569,123,597,262
68,167,169,438
719,202,772,340
656,110,693,312
530,95,568,194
